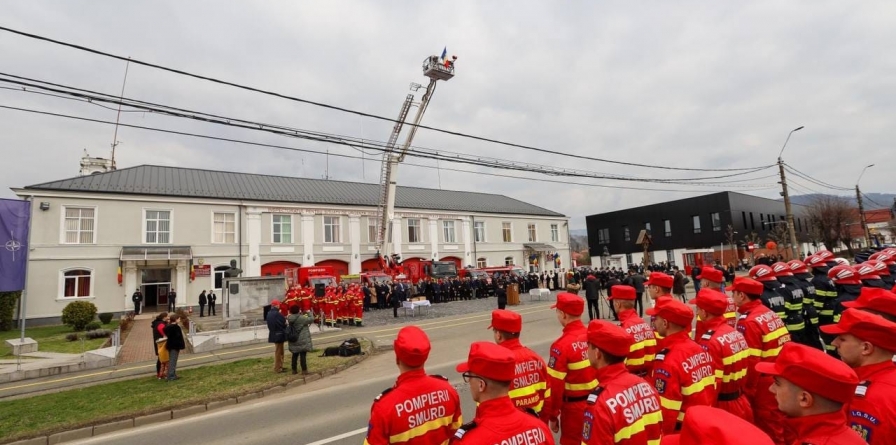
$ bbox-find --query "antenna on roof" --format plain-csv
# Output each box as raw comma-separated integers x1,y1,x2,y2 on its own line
110,57,131,171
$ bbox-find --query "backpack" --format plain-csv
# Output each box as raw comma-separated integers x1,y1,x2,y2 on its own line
338,338,362,357
286,321,299,343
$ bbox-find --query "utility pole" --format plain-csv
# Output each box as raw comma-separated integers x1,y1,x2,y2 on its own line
856,185,870,248
777,126,803,260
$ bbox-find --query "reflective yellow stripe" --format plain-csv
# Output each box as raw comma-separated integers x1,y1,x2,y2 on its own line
630,338,657,352
722,349,749,366
614,410,663,441
568,359,591,370
816,290,838,297
785,302,803,310
681,374,716,396
660,396,682,411
565,380,598,391
722,368,748,383
761,345,784,358
547,367,567,380
834,314,842,323
786,322,806,331
714,369,724,380
509,381,545,399
544,388,552,398
762,327,790,343
677,411,686,421
648,440,661,445
775,310,786,318
819,309,834,316
533,399,544,412
825,344,837,351
747,347,762,357
626,356,647,366
388,414,457,443
724,311,736,319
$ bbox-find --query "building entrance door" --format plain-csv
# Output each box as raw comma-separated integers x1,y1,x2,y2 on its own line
141,268,173,311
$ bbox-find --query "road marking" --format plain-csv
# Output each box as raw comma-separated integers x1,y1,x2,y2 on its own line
305,427,367,445
374,306,553,338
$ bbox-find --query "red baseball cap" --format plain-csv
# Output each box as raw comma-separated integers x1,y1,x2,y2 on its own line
819,308,896,352
661,406,774,445
696,267,723,283
456,341,515,382
394,326,431,367
646,298,694,328
488,309,522,333
551,292,585,316
645,272,673,288
731,277,763,296
609,285,636,300
755,342,858,403
842,287,896,318
688,289,728,316
587,319,633,357
271,299,281,306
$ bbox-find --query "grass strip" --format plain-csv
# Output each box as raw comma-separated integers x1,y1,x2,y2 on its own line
1,323,121,358
0,342,368,442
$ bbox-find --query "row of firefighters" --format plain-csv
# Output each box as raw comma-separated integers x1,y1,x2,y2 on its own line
276,283,365,326
362,248,896,445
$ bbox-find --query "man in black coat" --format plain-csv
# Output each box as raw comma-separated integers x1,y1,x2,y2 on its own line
207,291,217,316
391,280,408,318
625,270,646,316
167,289,178,312
266,299,287,373
163,314,185,381
583,274,602,320
131,289,143,315
362,283,372,312
198,290,207,317
495,280,508,310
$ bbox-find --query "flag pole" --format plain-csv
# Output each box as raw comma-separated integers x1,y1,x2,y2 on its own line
19,196,33,342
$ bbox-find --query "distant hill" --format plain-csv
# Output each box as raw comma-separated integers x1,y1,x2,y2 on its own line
570,229,588,237
789,193,895,210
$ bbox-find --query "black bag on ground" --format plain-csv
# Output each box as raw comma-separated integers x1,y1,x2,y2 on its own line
339,338,361,357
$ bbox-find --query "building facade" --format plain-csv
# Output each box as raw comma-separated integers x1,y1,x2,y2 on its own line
586,192,813,269
12,165,569,322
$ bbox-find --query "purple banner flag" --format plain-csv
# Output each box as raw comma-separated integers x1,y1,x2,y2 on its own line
0,199,31,292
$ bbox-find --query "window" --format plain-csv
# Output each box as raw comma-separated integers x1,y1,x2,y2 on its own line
145,210,171,244
502,222,513,243
598,228,610,244
623,226,631,242
505,256,514,266
442,220,457,243
664,219,671,237
324,216,341,243
742,212,748,230
473,221,485,243
666,250,674,265
527,223,537,242
692,215,701,234
272,214,292,244
214,265,230,289
62,269,92,298
550,224,559,242
711,212,722,232
645,222,652,233
63,207,95,244
477,257,487,268
750,212,755,230
368,218,378,243
408,218,422,243
213,212,236,244
625,253,633,265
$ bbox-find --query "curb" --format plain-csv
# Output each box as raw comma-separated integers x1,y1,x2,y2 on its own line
4,340,374,445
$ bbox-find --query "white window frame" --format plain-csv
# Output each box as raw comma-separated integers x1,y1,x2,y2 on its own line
408,218,423,243
550,224,559,242
473,221,486,243
527,223,537,243
693,215,702,234
442,220,457,243
367,218,378,243
143,209,172,244
711,212,722,232
476,257,487,268
323,216,342,244
212,211,237,244
504,256,514,266
271,214,293,244
60,205,97,244
58,267,95,300
664,219,672,237
502,222,513,243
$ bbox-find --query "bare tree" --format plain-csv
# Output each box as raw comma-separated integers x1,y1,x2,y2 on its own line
805,195,858,256
742,231,761,266
766,222,790,258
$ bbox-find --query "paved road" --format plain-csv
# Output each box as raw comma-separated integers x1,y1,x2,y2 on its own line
66,302,564,445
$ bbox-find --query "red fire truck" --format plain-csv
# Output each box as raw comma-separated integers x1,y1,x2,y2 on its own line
285,266,338,288
479,265,526,281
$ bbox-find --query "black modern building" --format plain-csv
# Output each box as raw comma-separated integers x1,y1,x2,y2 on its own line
585,192,812,268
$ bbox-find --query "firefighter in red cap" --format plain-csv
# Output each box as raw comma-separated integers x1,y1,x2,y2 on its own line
323,287,336,327
488,310,550,419
829,264,862,327
609,285,657,377
690,289,753,423
747,265,788,321
771,262,809,347
696,267,737,327
452,342,554,444
545,293,598,445
581,319,663,445
822,305,896,444
732,277,791,445
787,259,825,351
855,261,888,289
806,251,840,353
660,406,774,445
364,326,462,445
352,284,365,326
282,286,299,316
756,342,865,445
868,251,896,288
299,285,312,314
646,298,718,433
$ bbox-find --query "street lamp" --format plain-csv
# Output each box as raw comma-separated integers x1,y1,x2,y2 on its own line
856,164,875,248
777,126,804,259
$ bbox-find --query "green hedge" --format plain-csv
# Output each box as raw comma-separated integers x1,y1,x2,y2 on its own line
0,292,21,331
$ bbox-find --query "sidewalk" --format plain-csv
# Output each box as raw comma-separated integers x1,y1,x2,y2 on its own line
118,313,157,365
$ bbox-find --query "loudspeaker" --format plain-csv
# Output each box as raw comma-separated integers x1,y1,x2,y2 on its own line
314,283,325,297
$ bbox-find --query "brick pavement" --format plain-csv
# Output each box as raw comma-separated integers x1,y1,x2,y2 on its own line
118,313,160,365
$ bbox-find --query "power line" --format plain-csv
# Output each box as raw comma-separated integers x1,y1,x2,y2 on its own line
0,103,778,194
0,73,778,186
862,193,886,209
0,25,775,173
783,163,852,191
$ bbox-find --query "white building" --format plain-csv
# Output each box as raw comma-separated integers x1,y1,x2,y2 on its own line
12,165,569,322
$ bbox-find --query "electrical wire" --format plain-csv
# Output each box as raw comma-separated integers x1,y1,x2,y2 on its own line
783,163,852,191
0,73,779,186
0,103,778,194
861,193,886,209
0,25,777,173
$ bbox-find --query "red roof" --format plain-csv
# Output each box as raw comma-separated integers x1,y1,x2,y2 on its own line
865,209,892,224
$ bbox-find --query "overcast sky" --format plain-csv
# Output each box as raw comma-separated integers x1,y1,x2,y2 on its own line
1,1,894,230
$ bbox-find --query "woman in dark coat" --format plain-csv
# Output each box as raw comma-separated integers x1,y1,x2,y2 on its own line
150,312,168,379
163,314,186,381
287,305,314,375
